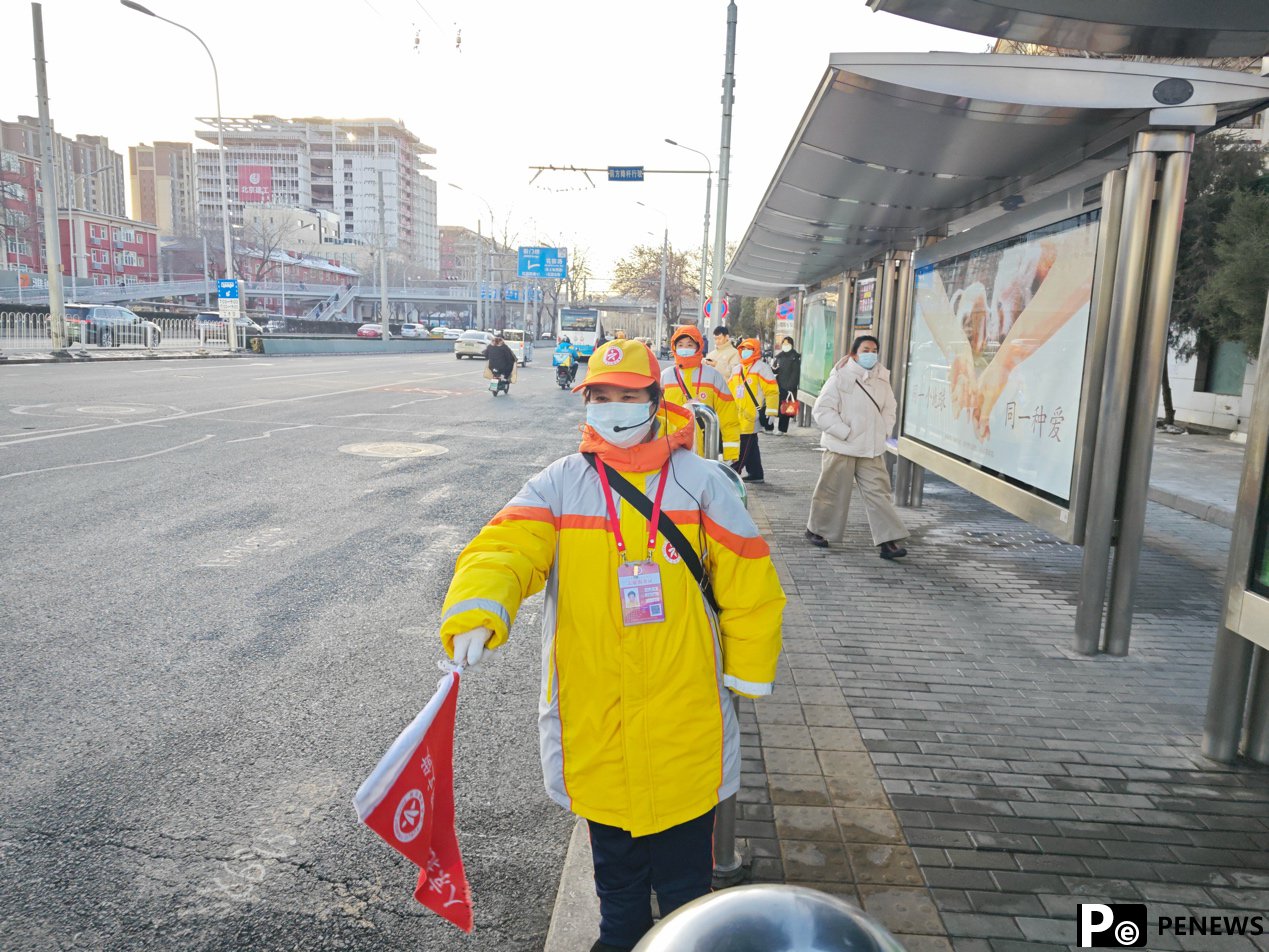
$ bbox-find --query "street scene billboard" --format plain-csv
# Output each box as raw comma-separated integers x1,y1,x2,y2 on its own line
799,290,839,399
903,210,1101,503
237,165,273,203
853,277,876,327
776,299,796,342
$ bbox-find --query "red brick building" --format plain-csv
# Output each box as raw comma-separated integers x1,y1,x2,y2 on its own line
1,147,42,277
59,211,159,289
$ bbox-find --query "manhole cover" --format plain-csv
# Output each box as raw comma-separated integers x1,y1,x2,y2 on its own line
338,442,448,459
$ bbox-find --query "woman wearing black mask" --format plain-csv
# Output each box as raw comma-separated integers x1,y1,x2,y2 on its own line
771,336,801,434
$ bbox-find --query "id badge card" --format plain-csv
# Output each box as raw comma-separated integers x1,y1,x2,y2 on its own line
617,561,666,627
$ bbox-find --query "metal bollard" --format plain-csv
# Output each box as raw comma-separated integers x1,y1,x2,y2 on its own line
634,883,908,951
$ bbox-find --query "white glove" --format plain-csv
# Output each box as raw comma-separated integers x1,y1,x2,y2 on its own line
451,628,493,668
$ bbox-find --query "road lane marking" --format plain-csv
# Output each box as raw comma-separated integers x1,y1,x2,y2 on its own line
0,368,483,447
0,434,214,480
253,370,351,381
225,424,316,444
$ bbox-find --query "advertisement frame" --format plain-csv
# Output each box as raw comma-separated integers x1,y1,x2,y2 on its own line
897,177,1122,544
853,275,877,328
797,285,843,403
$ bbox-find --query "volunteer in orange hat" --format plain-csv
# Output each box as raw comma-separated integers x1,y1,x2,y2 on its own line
440,338,785,952
660,325,741,462
728,338,780,484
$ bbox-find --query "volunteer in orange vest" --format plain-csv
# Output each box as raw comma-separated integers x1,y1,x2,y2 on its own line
660,324,741,462
729,337,780,484
439,339,785,952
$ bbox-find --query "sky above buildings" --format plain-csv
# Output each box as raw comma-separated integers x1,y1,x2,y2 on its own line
2,0,987,290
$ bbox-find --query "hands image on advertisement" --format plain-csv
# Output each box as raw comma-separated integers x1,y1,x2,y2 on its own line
916,229,1093,443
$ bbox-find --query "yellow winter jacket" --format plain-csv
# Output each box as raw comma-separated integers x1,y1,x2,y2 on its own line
661,361,741,461
439,403,785,836
730,358,780,436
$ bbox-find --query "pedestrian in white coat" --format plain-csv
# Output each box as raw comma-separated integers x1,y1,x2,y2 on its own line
805,335,909,559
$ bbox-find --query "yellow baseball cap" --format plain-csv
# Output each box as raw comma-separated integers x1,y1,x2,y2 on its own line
574,339,662,392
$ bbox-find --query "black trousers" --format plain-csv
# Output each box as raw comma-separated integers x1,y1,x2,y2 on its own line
777,391,795,432
732,432,764,479
588,808,716,949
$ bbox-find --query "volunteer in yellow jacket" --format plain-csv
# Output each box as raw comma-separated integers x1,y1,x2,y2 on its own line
660,324,741,462
729,338,780,485
440,339,784,952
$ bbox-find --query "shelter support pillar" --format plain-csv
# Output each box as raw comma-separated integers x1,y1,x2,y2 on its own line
1074,132,1167,655
1104,133,1194,655
885,249,916,507
1203,293,1269,765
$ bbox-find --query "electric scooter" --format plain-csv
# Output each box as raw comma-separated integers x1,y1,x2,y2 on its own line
489,372,511,397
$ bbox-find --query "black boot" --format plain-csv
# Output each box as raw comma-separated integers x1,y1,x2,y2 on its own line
879,541,907,560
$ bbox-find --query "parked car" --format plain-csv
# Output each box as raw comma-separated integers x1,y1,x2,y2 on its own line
454,330,493,359
356,324,391,339
262,320,286,334
196,312,263,340
442,327,464,341
62,304,157,347
399,323,426,339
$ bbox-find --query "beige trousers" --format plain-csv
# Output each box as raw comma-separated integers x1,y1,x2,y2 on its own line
807,451,909,546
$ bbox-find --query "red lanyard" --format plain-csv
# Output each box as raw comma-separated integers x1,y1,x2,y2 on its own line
674,366,696,401
596,461,670,562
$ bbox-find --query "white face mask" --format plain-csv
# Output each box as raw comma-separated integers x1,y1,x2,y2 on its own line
740,349,755,360
781,343,792,353
675,346,697,358
856,351,879,370
586,401,656,448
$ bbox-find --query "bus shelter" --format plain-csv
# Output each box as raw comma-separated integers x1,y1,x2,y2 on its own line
726,51,1269,671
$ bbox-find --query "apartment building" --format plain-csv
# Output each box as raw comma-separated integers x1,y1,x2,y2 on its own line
0,118,126,219
129,142,198,236
58,211,159,288
1,148,42,275
193,116,438,277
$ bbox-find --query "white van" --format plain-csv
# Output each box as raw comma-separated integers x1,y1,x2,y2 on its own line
501,328,535,366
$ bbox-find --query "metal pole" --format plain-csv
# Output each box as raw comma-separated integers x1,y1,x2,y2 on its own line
1104,133,1194,656
1244,647,1269,765
1204,629,1257,761
378,169,388,341
476,221,483,330
202,233,210,307
701,174,712,328
1073,136,1159,655
32,3,67,351
69,191,78,304
709,0,737,313
1203,290,1269,761
280,256,286,318
656,228,668,355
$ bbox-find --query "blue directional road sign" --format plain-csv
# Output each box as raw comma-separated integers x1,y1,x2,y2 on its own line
608,166,644,182
518,246,568,280
217,278,240,300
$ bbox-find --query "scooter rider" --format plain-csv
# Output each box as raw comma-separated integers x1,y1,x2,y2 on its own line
487,335,516,387
660,325,741,463
440,339,785,952
554,335,580,385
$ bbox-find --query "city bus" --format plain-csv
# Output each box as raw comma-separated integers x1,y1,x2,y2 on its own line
558,307,602,357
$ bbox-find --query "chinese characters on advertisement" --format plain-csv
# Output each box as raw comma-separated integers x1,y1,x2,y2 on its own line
903,211,1101,503
237,165,273,203
854,277,876,327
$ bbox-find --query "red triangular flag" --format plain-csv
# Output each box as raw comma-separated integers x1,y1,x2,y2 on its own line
354,670,473,932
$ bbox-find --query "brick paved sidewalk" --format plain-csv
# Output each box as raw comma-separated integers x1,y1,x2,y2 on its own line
737,427,1269,952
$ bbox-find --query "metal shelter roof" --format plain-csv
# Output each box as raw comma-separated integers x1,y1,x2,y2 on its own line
727,53,1269,296
865,0,1269,58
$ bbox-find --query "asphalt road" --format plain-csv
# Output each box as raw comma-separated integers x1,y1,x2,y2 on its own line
0,352,583,950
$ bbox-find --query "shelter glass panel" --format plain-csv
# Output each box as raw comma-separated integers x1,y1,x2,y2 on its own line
800,289,840,399
903,209,1101,505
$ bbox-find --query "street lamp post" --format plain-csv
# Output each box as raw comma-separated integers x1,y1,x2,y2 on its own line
121,0,236,350
637,202,670,355
450,184,496,330
666,138,713,325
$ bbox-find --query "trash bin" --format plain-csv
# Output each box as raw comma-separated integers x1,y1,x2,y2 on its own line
633,884,908,952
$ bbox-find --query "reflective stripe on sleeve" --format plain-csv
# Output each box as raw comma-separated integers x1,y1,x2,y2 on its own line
723,674,772,696
442,598,511,629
